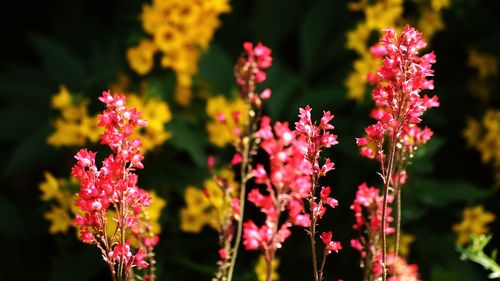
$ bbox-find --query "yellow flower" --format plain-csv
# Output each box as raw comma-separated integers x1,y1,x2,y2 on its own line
468,49,498,80
51,85,72,109
44,205,73,234
463,118,481,147
39,172,63,202
206,95,249,147
137,0,230,105
127,39,157,76
255,255,279,281
431,0,450,11
389,233,415,257
453,205,495,246
180,208,208,233
418,9,445,39
127,94,172,153
145,191,167,234
184,186,211,212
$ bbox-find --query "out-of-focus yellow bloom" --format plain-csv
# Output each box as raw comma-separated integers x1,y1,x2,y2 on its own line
180,169,238,233
468,49,498,80
127,94,172,153
206,95,248,147
47,84,172,154
418,9,445,40
39,172,80,234
389,233,415,257
47,86,104,147
44,206,73,234
145,191,167,234
127,39,157,76
130,0,231,106
345,0,450,101
453,205,495,246
39,171,63,202
52,85,72,109
464,110,500,185
431,0,450,11
255,255,279,281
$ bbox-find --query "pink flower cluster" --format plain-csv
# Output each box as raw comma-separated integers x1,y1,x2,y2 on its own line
295,106,341,256
357,25,439,159
243,116,312,252
243,105,342,277
72,91,156,279
234,42,273,106
351,183,394,238
373,253,421,281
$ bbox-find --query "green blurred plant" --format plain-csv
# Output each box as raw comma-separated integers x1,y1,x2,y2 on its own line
458,235,500,279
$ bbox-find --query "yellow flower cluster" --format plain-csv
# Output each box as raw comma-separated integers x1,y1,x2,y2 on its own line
206,95,249,147
467,49,498,101
464,110,500,185
39,172,167,239
255,255,279,281
345,0,449,101
127,0,231,106
39,172,80,234
47,86,101,147
453,205,495,246
180,169,237,233
47,85,172,154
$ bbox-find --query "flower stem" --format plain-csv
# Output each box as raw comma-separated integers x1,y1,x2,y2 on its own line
381,137,397,281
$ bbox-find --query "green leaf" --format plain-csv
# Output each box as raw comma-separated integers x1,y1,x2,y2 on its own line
300,0,348,75
167,118,207,166
251,0,303,48
264,62,304,120
0,104,50,141
3,124,53,176
199,44,233,95
29,35,86,89
408,178,489,208
0,194,24,236
49,248,101,281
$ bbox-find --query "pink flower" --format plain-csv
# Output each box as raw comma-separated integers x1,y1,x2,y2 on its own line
321,231,342,254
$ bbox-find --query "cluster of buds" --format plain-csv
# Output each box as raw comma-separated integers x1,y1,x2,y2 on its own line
72,91,158,281
234,42,273,108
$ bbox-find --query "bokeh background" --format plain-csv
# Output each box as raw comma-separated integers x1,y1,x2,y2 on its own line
0,0,499,280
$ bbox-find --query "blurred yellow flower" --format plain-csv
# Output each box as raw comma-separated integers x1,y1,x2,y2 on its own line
180,169,238,233
51,85,72,109
431,0,450,11
464,110,500,185
418,9,445,39
453,205,495,246
44,206,73,234
206,95,248,147
127,39,157,76
127,94,173,153
39,171,63,202
47,86,104,147
255,255,279,281
389,233,415,257
468,49,498,80
131,0,231,106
